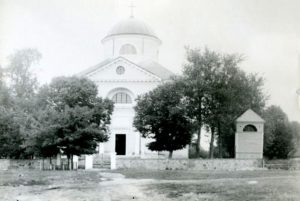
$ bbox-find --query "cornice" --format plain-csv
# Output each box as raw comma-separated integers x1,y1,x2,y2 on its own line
93,79,161,83
86,57,162,81
109,126,134,131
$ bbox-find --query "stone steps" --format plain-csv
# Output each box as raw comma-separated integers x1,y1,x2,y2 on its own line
93,154,111,169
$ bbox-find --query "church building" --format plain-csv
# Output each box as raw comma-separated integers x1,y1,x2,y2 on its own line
78,16,188,158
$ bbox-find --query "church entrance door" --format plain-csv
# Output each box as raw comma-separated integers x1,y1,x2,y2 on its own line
115,134,126,155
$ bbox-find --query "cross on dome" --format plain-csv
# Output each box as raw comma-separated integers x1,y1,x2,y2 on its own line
129,1,136,18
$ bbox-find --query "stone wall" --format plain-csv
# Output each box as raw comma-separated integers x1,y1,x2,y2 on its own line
289,158,300,170
0,159,42,170
0,159,10,170
0,158,80,170
265,159,300,170
116,158,263,170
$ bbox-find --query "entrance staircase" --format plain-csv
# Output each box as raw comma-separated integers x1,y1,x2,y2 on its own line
93,154,111,169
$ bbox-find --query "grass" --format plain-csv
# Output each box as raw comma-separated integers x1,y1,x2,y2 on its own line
0,169,106,201
0,169,103,187
116,169,300,201
115,169,299,180
0,169,299,200
150,177,300,200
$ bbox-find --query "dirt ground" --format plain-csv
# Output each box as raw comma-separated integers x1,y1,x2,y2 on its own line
0,169,299,201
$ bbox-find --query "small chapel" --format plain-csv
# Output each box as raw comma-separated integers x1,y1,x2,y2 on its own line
78,16,188,159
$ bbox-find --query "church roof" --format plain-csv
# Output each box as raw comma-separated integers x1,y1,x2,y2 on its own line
77,57,174,80
77,58,114,77
103,17,159,41
137,60,174,80
236,109,265,123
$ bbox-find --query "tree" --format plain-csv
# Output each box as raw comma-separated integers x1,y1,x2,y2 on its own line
290,121,300,148
289,121,300,157
0,66,12,108
35,76,114,168
6,49,41,100
182,48,266,158
263,105,294,159
0,49,42,159
182,48,217,157
0,108,24,158
134,81,194,158
206,63,266,158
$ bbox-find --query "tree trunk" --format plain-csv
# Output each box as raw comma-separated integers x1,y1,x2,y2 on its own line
218,122,222,158
196,127,202,157
71,155,74,170
168,150,173,159
209,126,215,158
67,155,70,170
49,156,52,170
195,97,203,158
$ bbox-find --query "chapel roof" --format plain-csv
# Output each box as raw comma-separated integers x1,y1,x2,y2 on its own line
103,17,159,41
236,109,265,123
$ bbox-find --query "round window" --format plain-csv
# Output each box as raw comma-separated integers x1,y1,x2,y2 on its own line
116,66,125,75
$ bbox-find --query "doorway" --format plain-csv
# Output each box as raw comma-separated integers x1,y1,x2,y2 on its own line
115,134,126,155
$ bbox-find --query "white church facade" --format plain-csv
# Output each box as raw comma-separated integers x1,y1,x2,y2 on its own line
79,17,188,158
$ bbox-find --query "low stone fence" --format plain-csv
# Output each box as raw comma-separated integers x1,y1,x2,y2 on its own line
0,159,42,170
116,158,263,170
0,159,10,170
289,158,300,170
264,159,300,170
0,159,77,170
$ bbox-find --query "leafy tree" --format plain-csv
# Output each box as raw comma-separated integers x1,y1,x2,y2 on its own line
209,65,266,158
182,48,216,157
0,49,41,159
182,48,266,158
35,76,114,168
289,121,300,157
0,108,24,158
263,105,293,159
134,82,194,158
0,66,12,108
290,121,300,148
6,49,41,100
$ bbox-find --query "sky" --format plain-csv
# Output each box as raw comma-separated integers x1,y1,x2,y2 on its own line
0,0,299,121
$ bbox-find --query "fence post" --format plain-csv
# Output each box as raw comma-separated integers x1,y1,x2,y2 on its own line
111,152,116,170
85,155,93,169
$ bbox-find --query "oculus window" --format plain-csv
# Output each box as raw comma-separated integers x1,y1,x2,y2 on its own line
116,66,125,75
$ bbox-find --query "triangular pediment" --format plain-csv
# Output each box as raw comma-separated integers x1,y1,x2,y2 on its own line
236,109,265,123
78,57,163,82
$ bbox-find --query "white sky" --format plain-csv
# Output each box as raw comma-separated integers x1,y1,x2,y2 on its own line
0,0,299,121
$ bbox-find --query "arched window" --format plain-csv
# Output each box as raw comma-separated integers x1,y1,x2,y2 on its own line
243,124,257,132
119,44,137,55
112,92,132,104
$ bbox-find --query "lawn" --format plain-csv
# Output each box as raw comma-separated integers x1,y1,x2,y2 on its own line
146,175,300,201
0,170,106,201
116,169,300,201
0,169,299,201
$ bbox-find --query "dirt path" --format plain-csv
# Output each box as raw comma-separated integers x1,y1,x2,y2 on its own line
1,171,166,201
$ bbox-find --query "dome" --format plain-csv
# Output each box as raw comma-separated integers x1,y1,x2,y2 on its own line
103,17,159,41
